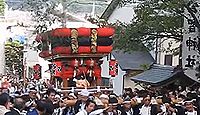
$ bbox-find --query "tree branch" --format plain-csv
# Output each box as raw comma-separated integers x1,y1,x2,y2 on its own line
160,0,190,21
184,3,200,32
144,33,182,41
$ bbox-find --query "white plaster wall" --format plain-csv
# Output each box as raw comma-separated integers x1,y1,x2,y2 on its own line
124,76,136,88
108,6,134,24
101,55,126,96
0,22,7,75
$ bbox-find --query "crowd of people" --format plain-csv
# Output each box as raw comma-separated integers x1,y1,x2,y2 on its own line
0,76,199,115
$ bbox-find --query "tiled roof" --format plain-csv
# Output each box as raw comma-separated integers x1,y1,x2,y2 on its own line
131,64,200,86
111,50,155,70
131,64,175,84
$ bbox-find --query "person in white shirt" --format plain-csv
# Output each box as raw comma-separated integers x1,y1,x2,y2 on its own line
76,99,96,115
74,89,90,114
139,95,152,115
184,99,197,115
156,96,167,115
0,93,11,115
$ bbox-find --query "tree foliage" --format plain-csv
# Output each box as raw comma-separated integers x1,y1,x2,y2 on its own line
5,39,24,78
0,0,5,15
22,0,62,33
114,0,185,52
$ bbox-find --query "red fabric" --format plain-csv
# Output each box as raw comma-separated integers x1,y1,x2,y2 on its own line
109,60,118,77
70,59,80,67
33,64,41,80
51,28,71,37
52,46,71,54
97,46,113,53
79,66,87,75
62,67,74,79
97,27,115,37
77,27,91,37
78,46,91,53
93,66,101,79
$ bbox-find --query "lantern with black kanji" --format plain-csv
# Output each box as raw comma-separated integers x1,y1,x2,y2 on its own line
109,59,118,77
50,61,63,77
33,64,41,80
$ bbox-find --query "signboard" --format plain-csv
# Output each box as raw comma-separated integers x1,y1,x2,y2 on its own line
182,2,200,81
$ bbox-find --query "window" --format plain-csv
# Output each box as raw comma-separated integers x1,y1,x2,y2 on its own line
164,55,173,66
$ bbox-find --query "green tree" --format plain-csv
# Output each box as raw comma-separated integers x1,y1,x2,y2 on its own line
114,0,200,53
0,0,5,15
5,39,24,78
22,0,61,33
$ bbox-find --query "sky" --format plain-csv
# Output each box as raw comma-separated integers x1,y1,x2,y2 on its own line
5,0,112,18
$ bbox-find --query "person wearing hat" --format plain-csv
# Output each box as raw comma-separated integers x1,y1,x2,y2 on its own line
74,89,90,114
118,96,134,115
105,94,121,115
99,94,109,108
184,99,197,115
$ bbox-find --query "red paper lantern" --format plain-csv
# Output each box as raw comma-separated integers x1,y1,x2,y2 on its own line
77,27,91,37
109,59,118,77
97,27,115,37
33,64,42,80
